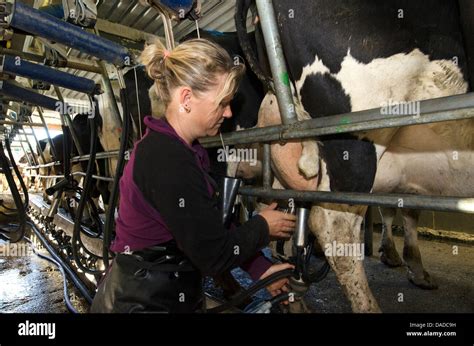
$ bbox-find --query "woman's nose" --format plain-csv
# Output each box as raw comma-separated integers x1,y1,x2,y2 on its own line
223,105,232,118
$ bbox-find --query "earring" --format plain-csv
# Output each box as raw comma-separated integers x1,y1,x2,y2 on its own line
184,105,191,113
178,104,185,113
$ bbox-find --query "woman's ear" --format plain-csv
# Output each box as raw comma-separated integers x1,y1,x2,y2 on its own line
178,86,192,107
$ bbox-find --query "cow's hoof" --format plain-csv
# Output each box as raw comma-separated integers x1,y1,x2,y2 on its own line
407,269,438,290
379,247,403,267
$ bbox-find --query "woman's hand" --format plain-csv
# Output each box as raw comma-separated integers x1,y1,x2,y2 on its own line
259,202,296,240
259,262,294,304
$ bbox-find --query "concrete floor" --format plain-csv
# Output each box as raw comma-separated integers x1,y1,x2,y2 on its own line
0,230,472,313
304,232,474,313
0,238,89,313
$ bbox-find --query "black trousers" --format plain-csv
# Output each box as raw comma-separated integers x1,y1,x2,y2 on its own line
90,246,204,313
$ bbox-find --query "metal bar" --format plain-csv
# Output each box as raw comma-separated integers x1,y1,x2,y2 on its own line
95,18,161,43
262,143,271,188
19,127,38,166
0,47,102,73
54,86,84,156
200,95,474,148
0,80,59,110
4,1,131,66
0,55,98,94
256,0,297,125
95,27,123,127
26,114,46,164
36,106,57,160
27,172,113,182
238,187,474,214
22,150,120,169
18,138,32,166
0,120,46,126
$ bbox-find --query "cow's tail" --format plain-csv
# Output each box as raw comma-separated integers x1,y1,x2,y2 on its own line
235,0,273,92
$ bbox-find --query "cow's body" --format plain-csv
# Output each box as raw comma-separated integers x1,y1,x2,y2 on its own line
37,113,109,208
239,0,471,312
373,120,474,289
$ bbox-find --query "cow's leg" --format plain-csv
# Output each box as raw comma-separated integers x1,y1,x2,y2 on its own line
402,209,438,289
378,207,403,267
309,203,380,313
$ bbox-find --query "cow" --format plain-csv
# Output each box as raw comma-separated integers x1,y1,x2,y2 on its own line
37,113,110,213
373,119,474,289
236,0,472,312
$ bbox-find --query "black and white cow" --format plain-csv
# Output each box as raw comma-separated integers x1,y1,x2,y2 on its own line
236,0,472,312
38,113,110,209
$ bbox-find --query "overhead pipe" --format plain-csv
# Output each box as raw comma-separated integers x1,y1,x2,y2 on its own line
0,80,58,110
0,0,131,67
0,47,102,73
0,54,100,94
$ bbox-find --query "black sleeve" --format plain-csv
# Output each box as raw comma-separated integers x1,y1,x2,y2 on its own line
133,133,270,276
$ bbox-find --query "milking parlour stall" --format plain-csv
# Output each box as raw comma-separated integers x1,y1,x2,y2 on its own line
0,0,472,345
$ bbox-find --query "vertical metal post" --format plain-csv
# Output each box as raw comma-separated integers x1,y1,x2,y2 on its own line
364,206,374,256
26,115,46,164
19,127,38,166
18,138,32,166
262,143,272,188
94,28,123,128
36,106,57,160
256,0,298,125
54,86,84,156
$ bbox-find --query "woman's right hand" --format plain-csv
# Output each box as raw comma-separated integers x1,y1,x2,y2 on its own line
258,202,296,240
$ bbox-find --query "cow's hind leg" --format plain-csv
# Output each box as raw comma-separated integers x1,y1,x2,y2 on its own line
402,209,437,289
309,204,381,313
378,207,403,267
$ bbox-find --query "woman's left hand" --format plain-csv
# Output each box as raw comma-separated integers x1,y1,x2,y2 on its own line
259,263,294,304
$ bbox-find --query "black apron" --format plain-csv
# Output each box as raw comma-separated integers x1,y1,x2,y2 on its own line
90,241,204,313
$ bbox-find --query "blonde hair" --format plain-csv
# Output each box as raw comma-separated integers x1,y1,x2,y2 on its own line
140,38,245,110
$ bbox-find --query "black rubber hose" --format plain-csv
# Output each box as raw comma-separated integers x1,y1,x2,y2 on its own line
26,219,94,304
0,141,26,243
5,138,29,210
24,235,78,313
235,0,273,92
72,111,103,275
103,88,131,268
207,268,294,313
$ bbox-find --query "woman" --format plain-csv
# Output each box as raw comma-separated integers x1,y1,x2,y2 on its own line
91,38,296,313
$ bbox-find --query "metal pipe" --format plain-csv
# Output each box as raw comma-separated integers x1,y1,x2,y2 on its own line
2,1,131,66
26,114,46,164
0,47,102,73
238,187,474,213
0,80,58,110
200,97,474,148
0,120,46,126
18,138,32,166
21,150,120,169
256,0,297,125
36,106,57,160
0,55,99,94
19,127,38,166
262,143,271,188
54,86,84,156
295,207,309,248
95,27,122,127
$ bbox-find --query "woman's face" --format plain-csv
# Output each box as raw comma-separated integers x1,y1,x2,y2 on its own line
191,74,233,137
